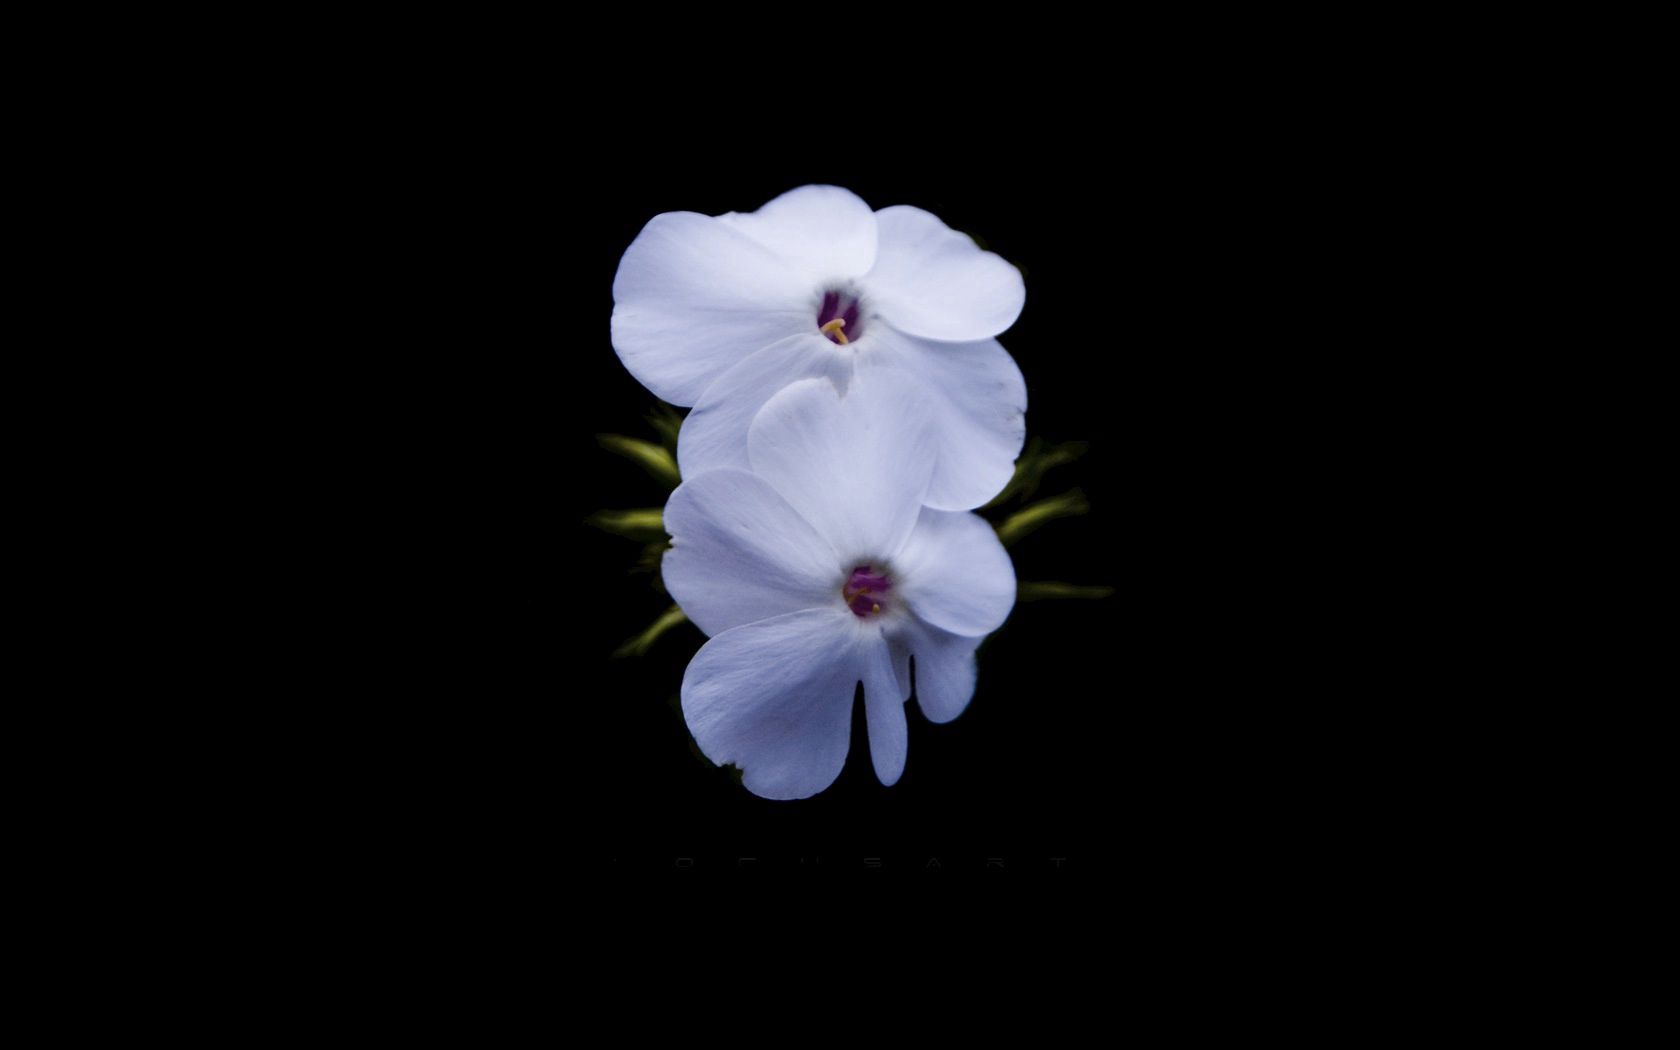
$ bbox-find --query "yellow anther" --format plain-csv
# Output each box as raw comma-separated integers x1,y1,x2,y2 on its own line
819,318,850,345
871,602,881,614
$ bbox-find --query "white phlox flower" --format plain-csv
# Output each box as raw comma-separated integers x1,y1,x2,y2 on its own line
661,369,1017,800
612,185,1027,511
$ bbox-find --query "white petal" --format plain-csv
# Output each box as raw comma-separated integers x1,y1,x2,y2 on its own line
676,333,854,480
864,205,1025,342
662,470,841,637
897,508,1016,637
747,369,936,566
611,212,813,406
716,185,878,281
861,329,1027,511
681,607,874,801
890,618,982,724
861,633,910,786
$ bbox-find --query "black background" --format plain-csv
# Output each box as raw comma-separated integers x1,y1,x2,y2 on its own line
362,120,1369,886
576,169,1124,876
434,154,1136,877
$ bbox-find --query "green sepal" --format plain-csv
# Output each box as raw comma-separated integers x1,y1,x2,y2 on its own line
585,507,666,541
994,488,1089,547
597,433,681,489
1016,581,1114,602
613,604,690,659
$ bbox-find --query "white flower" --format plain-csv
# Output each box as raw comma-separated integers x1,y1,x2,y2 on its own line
612,185,1028,511
662,369,1016,800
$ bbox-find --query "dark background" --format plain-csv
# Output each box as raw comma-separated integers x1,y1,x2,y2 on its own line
370,124,1365,885
487,154,1190,880
152,36,1466,925
573,169,1125,876
401,153,1121,874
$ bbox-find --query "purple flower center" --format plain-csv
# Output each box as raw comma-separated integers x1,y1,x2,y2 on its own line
817,289,864,344
843,565,892,618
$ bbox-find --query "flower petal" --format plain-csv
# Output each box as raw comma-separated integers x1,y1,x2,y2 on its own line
897,507,1016,637
675,333,854,480
681,607,876,801
861,633,910,786
662,469,842,637
865,205,1025,342
747,369,936,566
861,329,1027,511
611,211,813,406
890,618,982,724
716,185,878,281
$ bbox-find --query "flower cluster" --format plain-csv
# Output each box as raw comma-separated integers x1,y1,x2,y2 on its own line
609,186,1028,800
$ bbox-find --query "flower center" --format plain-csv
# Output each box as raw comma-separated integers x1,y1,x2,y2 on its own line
817,289,865,345
842,565,892,618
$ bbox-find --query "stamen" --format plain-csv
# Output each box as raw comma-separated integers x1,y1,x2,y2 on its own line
843,565,893,618
817,289,865,344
